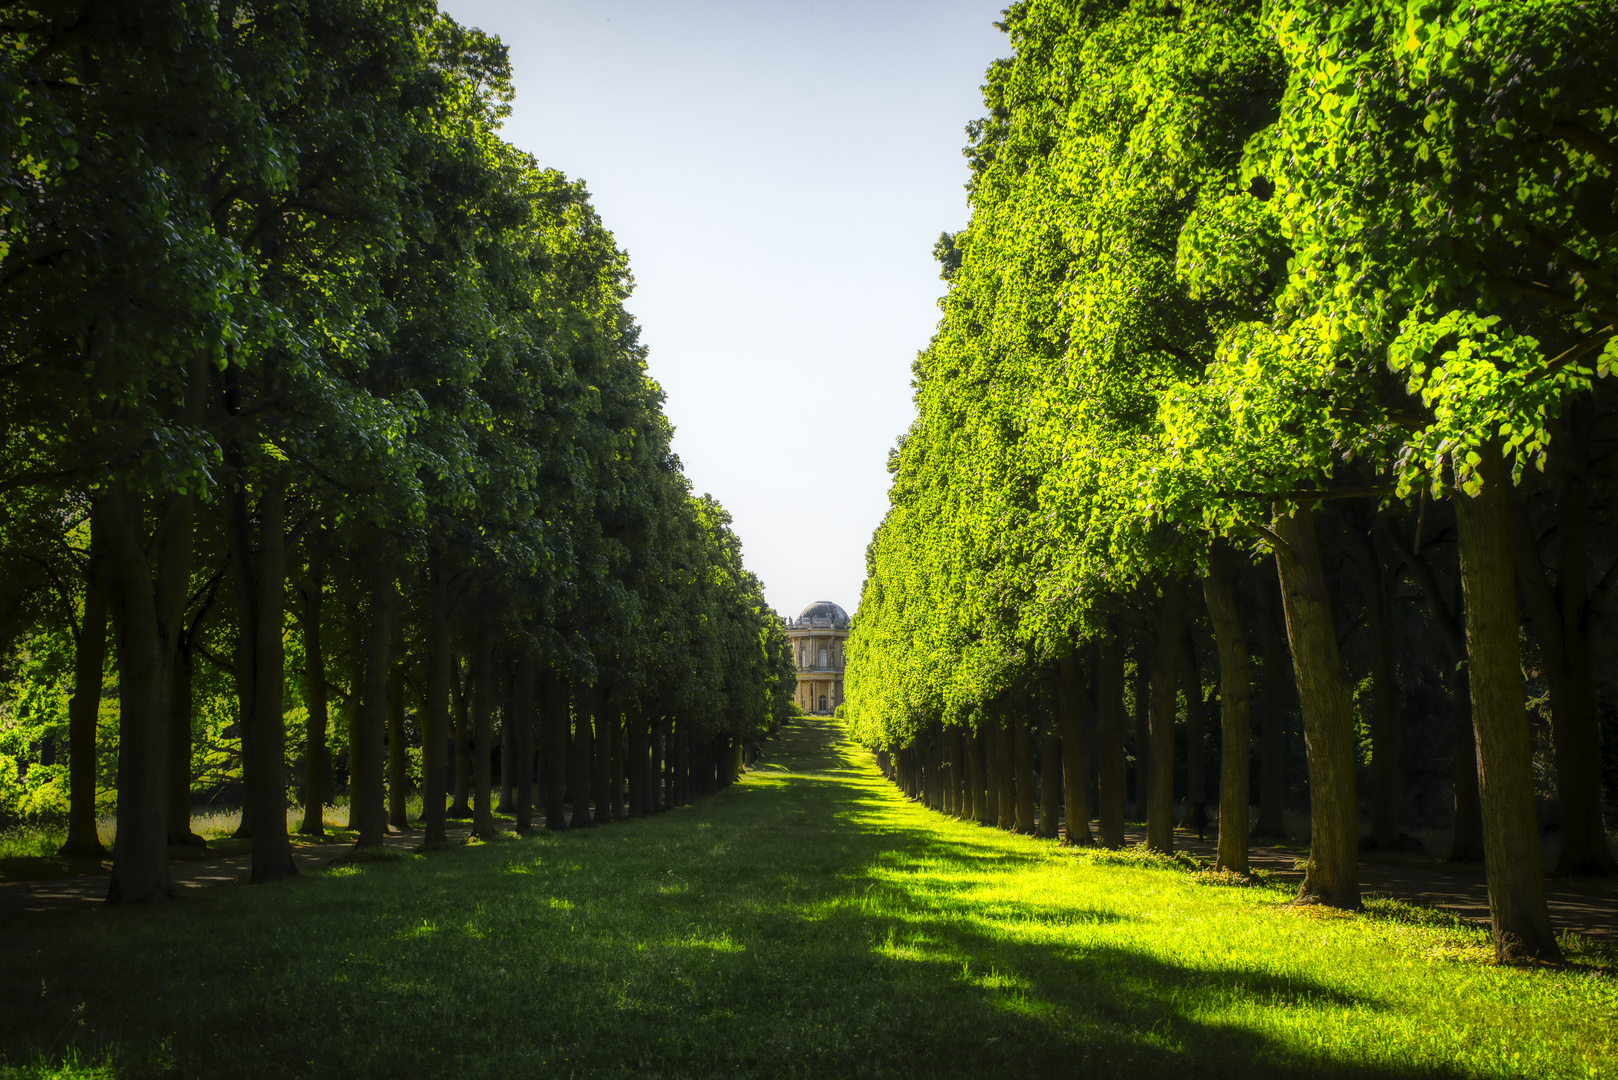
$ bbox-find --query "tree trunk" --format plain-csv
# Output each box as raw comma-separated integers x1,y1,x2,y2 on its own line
299,554,328,838
1132,646,1150,822
543,671,569,832
1450,668,1486,862
226,471,297,882
104,486,181,904
1095,632,1127,848
1347,523,1401,851
512,650,534,832
470,626,497,838
609,703,626,821
988,715,1010,829
654,716,670,810
954,728,970,820
61,509,110,859
1057,656,1090,844
499,709,514,813
591,686,614,824
1509,408,1615,875
1014,703,1037,834
166,640,201,845
354,528,392,849
1381,516,1483,862
1273,504,1359,908
674,721,690,807
966,726,987,824
421,551,450,844
1039,725,1062,839
1254,575,1289,837
626,709,647,819
1455,443,1561,962
568,682,594,827
1181,633,1207,808
387,662,410,830
448,654,472,818
1146,578,1184,853
1204,551,1251,873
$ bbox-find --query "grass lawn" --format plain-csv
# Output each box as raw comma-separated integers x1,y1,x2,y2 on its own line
1,718,1613,1079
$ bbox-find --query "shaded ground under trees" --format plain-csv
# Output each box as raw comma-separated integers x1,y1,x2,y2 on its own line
1,719,1612,1079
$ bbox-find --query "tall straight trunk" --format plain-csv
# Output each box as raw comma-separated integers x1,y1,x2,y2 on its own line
103,343,204,902
954,728,970,820
104,484,185,904
609,705,626,821
448,656,472,818
61,509,110,859
226,472,296,882
1455,443,1561,962
1058,654,1091,845
1450,668,1485,862
167,641,201,845
626,709,648,819
387,662,409,830
1132,648,1150,822
591,687,614,824
1382,517,1484,862
354,528,393,849
1039,726,1062,839
655,716,671,810
1348,524,1401,850
345,644,364,831
1146,578,1185,853
470,626,496,838
1095,633,1127,848
499,711,514,813
299,554,328,837
998,714,1017,830
1273,505,1359,908
568,683,594,827
421,551,450,844
1180,635,1207,806
543,671,569,831
512,650,534,832
674,721,690,806
1014,705,1036,834
1254,576,1290,836
930,725,946,810
1509,407,1615,875
1204,552,1251,873
966,727,987,823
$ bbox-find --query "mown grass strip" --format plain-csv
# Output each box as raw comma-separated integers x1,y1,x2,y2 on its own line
1,718,1612,1079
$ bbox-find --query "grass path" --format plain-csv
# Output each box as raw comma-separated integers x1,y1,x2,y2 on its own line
1,719,1613,1079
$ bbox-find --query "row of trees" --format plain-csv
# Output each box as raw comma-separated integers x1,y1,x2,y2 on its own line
845,0,1617,964
0,2,795,904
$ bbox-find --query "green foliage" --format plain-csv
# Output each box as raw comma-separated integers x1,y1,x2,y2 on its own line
0,2,792,828
847,0,1616,748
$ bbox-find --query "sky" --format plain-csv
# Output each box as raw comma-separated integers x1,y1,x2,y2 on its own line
437,0,1008,620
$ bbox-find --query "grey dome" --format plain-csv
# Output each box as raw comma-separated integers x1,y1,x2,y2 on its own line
796,600,849,628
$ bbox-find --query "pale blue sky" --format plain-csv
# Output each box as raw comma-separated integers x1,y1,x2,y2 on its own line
438,0,1008,618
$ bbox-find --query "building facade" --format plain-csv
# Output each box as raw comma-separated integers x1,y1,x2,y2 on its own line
785,600,849,715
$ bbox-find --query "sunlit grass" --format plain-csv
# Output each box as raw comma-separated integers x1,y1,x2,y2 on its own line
1,718,1613,1079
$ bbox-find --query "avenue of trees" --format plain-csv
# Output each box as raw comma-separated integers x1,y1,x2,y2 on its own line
0,2,796,903
845,0,1618,964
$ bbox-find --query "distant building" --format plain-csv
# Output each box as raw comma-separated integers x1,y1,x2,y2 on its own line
784,600,849,715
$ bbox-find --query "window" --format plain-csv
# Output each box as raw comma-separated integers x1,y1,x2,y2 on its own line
818,648,828,668
798,647,804,668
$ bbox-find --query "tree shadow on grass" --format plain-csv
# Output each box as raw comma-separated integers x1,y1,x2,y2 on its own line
0,719,1528,1078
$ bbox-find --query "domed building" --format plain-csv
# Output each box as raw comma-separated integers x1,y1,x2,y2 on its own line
785,601,849,715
